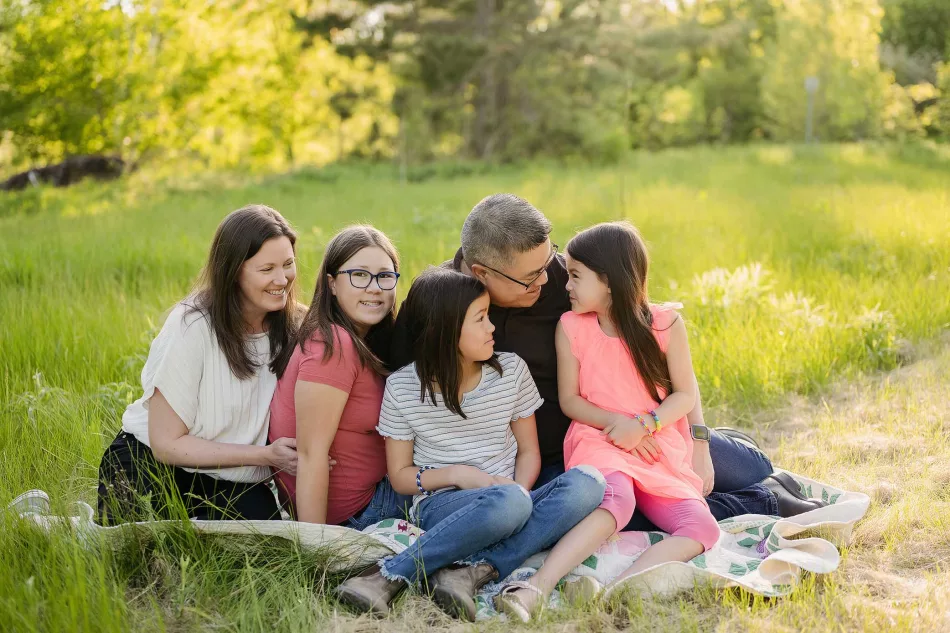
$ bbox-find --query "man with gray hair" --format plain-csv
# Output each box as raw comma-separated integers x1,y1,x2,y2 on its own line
391,193,825,529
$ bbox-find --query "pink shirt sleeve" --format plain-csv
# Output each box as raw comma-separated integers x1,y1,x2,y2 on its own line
297,326,361,393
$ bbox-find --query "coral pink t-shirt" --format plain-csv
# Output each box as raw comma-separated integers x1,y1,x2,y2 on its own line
268,325,386,524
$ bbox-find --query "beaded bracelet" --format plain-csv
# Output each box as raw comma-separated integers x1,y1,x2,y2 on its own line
633,413,655,438
416,466,436,496
648,409,662,432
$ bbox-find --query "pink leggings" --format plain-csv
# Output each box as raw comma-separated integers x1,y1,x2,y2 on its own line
599,472,719,551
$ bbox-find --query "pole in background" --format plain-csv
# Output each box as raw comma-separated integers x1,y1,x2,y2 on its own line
804,76,819,143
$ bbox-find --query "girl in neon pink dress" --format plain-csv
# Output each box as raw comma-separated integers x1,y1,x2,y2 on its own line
558,220,719,586
489,222,720,617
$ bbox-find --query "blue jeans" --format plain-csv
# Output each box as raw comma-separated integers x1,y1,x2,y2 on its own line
535,430,779,530
344,477,414,532
379,467,606,583
708,429,774,492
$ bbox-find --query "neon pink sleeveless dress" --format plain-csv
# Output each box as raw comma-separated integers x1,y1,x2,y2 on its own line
561,304,705,502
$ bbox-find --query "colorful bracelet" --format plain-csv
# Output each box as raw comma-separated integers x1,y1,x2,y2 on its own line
633,413,655,438
416,466,436,496
648,409,662,432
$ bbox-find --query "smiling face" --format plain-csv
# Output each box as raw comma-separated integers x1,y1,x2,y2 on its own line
238,236,297,327
457,292,496,363
472,239,555,309
328,246,398,336
565,253,611,315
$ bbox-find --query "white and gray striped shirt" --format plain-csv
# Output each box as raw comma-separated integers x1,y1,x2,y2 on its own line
377,352,543,507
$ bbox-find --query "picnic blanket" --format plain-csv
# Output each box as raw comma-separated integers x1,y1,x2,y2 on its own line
8,470,869,619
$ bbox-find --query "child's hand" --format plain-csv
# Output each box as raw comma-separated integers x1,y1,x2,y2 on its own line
601,414,648,452
452,465,503,490
632,434,661,465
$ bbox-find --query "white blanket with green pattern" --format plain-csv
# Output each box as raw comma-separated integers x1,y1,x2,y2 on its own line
8,471,868,619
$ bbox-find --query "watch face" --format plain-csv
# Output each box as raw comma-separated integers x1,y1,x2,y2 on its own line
692,425,711,441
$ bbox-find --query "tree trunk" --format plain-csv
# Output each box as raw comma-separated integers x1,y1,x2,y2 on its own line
469,0,496,159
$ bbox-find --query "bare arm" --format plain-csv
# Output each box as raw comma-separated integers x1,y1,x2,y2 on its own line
687,373,714,495
688,374,711,460
385,438,517,496
148,388,293,471
650,316,697,426
510,413,541,489
294,381,348,524
555,322,618,430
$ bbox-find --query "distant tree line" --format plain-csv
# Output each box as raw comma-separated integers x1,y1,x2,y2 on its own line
0,0,947,172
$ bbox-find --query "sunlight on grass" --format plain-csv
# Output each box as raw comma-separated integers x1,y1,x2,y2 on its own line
1,143,949,631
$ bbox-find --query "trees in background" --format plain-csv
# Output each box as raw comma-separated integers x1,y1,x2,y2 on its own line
0,0,396,169
0,0,948,172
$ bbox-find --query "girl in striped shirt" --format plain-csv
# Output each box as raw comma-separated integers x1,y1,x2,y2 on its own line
335,267,606,621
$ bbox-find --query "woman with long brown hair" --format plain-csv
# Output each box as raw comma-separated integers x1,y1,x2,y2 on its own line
268,225,412,529
97,204,300,524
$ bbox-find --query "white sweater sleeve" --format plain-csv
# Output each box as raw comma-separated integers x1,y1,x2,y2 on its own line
140,305,206,430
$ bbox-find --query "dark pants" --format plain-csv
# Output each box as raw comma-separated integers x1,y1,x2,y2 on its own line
97,431,280,525
534,429,778,530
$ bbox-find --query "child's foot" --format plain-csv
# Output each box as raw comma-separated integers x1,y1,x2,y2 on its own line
561,575,603,604
334,569,406,616
430,563,498,621
494,581,545,623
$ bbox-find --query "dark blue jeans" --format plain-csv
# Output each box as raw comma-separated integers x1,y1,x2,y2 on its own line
534,429,778,530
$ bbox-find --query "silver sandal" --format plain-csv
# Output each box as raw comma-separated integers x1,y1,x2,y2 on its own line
494,580,545,623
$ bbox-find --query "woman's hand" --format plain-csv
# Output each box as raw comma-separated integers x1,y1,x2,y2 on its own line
601,414,648,452
267,437,298,476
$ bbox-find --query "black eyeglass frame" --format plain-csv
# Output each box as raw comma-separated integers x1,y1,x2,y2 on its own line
476,244,559,290
334,269,401,290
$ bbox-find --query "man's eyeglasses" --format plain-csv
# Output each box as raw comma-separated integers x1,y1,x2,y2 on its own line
334,269,401,290
478,244,559,290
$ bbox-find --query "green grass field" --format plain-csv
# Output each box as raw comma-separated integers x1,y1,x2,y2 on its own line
1,143,949,631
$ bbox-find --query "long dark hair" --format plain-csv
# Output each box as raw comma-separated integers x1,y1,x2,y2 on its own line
566,221,673,404
280,225,399,377
399,267,502,418
186,204,300,380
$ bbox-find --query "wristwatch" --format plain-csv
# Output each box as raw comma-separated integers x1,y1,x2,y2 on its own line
690,424,711,442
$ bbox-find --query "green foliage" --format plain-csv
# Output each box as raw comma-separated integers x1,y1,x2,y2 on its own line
761,0,890,142
0,0,397,169
0,143,949,630
881,0,950,59
2,1,950,171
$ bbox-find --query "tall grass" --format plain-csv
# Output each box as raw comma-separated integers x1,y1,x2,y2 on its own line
1,143,949,631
